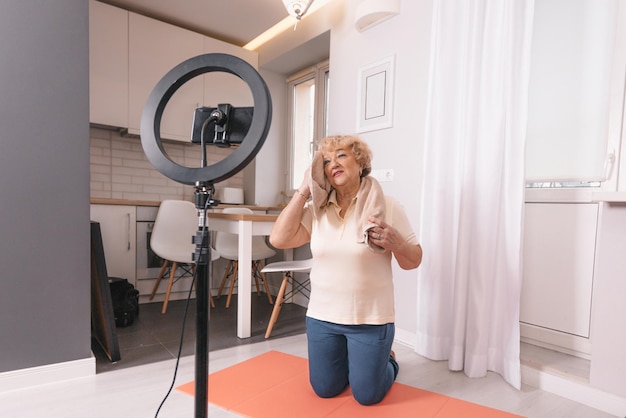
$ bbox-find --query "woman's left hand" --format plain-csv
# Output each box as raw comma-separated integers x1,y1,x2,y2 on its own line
367,217,403,251
368,216,423,270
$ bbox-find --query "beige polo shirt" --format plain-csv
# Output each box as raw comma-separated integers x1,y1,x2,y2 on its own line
301,193,417,325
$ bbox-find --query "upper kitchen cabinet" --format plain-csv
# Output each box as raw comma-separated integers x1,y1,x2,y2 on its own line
89,2,260,140
89,0,128,128
202,38,257,109
128,12,204,141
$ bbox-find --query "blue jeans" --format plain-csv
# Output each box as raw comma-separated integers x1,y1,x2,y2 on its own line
305,317,399,405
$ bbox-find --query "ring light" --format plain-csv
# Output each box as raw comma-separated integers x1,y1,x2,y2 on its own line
141,53,272,185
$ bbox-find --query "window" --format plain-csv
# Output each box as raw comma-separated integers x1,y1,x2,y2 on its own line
525,0,620,188
286,61,329,193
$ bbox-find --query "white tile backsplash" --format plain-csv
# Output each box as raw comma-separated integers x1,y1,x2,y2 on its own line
90,127,243,202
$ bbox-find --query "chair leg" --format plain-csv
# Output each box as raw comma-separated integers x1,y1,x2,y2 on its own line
220,259,275,308
253,261,262,296
199,281,216,309
217,260,233,299
256,260,274,305
225,261,238,308
161,261,177,314
150,259,169,300
265,272,290,338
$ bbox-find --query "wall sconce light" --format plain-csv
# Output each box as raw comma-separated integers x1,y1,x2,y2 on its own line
355,0,400,32
283,0,315,20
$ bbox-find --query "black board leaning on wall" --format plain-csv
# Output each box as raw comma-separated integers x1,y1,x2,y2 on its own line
90,221,120,362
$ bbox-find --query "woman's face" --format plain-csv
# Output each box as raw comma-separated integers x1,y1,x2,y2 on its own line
322,147,362,190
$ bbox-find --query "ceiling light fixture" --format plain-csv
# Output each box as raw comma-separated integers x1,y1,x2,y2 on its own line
244,0,329,50
283,0,315,21
355,0,400,32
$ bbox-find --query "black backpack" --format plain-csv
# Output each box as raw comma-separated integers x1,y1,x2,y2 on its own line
109,277,140,327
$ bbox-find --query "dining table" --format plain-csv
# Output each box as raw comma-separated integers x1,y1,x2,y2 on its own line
206,211,288,338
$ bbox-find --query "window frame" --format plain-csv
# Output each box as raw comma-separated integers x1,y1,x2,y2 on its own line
285,60,329,195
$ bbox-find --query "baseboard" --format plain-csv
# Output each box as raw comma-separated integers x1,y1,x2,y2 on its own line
520,322,591,358
0,356,95,394
522,363,626,417
394,328,416,349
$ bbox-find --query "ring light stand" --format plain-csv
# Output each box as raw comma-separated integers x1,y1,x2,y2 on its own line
141,53,272,418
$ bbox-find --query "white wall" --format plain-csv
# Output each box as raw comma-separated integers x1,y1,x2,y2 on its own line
249,69,289,207
255,0,434,342
327,0,432,339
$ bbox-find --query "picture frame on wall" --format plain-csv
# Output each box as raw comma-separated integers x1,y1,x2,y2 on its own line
356,54,395,133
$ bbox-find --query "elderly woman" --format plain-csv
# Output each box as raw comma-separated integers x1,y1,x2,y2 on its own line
270,134,422,405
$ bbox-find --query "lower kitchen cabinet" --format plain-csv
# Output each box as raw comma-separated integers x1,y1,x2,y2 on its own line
520,202,598,356
590,202,626,397
90,204,137,285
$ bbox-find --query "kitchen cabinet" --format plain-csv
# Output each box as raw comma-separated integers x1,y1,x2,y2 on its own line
89,0,128,128
520,202,598,356
202,37,256,109
90,204,136,285
590,202,626,397
128,12,204,141
89,2,260,141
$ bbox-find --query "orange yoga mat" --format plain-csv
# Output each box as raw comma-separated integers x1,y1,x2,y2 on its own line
177,350,523,418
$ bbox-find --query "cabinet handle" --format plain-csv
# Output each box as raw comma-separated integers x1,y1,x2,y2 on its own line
127,213,131,250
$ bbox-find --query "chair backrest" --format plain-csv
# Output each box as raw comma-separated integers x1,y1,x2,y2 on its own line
150,200,198,263
214,207,276,261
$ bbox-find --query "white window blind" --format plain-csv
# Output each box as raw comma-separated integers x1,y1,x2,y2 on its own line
525,0,618,184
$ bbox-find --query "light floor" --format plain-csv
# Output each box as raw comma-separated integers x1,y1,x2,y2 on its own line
0,333,618,418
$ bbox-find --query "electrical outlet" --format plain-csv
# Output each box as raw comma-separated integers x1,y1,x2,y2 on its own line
371,168,394,182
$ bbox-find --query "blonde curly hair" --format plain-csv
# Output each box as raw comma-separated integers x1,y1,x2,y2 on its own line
316,135,372,177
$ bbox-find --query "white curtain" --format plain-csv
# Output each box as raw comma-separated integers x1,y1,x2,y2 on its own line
416,0,535,389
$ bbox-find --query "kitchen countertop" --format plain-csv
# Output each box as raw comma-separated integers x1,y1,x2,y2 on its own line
90,198,285,212
206,211,279,222
91,198,161,207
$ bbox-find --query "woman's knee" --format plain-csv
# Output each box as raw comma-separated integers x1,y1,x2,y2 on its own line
310,377,347,399
349,360,396,405
351,385,386,406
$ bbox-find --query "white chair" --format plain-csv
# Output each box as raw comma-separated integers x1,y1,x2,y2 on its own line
262,258,312,338
149,200,218,313
215,207,276,308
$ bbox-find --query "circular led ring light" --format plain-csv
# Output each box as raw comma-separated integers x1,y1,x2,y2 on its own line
141,53,272,185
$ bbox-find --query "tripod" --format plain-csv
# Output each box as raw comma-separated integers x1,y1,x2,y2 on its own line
189,182,220,414
141,53,272,417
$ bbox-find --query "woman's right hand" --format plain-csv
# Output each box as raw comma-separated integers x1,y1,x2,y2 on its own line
270,166,312,249
297,167,311,198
